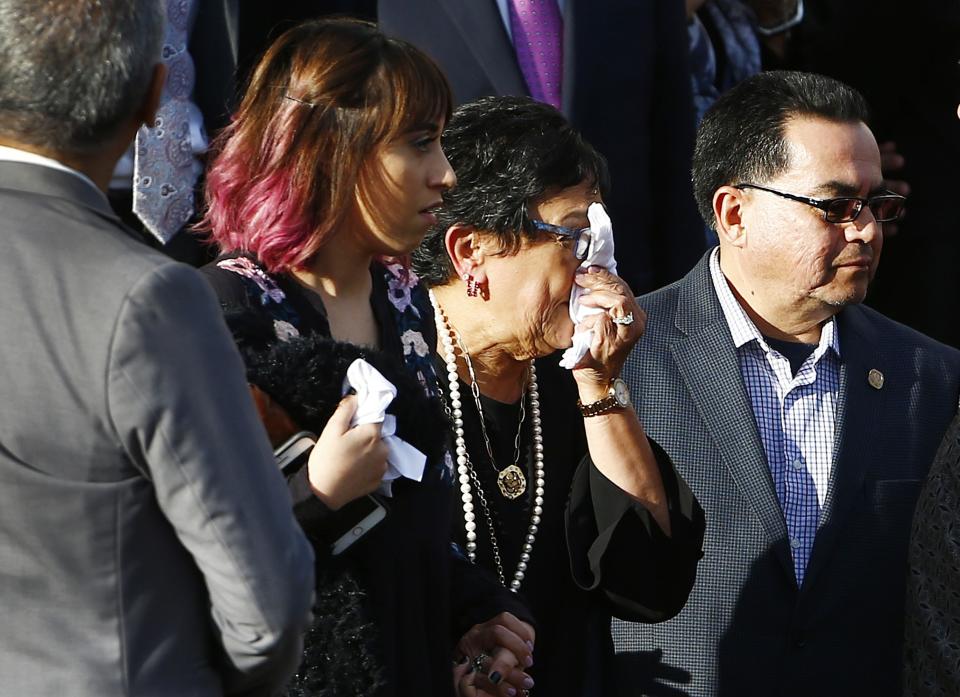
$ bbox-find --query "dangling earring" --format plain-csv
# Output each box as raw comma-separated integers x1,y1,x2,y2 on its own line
462,271,482,298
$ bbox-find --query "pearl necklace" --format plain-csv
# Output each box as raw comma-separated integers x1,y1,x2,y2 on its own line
429,290,545,592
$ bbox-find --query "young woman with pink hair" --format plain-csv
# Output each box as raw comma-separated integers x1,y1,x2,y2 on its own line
198,18,533,697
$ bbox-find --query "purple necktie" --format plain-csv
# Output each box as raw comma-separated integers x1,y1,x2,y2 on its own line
508,0,563,109
134,0,202,243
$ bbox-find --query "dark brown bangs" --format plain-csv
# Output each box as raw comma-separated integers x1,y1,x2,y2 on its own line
379,37,453,141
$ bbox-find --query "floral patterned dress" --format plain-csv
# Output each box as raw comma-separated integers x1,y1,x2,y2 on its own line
199,253,525,697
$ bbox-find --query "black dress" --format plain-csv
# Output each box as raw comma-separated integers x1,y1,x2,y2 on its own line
201,254,528,697
437,354,705,697
904,414,960,697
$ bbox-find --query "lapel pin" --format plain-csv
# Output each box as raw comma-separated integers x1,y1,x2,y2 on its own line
868,368,885,390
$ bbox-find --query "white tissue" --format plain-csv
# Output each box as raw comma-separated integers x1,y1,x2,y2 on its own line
343,358,427,497
558,202,619,369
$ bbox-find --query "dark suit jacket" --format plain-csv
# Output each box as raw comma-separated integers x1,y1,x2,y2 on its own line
190,0,240,134
612,251,960,696
236,1,376,87
377,0,706,295
0,160,314,695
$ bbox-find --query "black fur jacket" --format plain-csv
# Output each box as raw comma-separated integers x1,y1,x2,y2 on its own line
243,332,449,468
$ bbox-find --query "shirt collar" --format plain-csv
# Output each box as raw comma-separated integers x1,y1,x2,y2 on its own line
0,145,102,198
708,247,841,359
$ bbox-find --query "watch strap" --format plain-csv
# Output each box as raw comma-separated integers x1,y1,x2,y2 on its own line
577,379,629,417
577,393,623,417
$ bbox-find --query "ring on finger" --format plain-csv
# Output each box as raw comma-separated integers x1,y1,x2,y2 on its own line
472,652,490,674
611,311,635,326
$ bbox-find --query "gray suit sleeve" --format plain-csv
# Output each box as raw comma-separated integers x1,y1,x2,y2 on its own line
106,262,314,696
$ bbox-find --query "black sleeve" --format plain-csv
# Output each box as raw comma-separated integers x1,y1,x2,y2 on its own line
198,261,252,309
198,263,278,353
565,438,705,623
448,544,536,644
287,467,336,540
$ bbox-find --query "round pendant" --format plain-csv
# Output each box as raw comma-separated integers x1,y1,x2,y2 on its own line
497,464,527,499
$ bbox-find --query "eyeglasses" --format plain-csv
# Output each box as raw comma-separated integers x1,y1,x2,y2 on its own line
755,0,804,37
735,183,906,224
529,219,592,261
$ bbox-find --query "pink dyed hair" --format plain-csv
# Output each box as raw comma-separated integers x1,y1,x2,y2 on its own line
197,18,452,274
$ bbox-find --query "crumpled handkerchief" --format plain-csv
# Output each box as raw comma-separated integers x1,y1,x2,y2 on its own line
559,202,619,369
343,358,426,497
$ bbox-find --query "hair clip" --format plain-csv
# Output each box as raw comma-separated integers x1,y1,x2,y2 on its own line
283,94,316,108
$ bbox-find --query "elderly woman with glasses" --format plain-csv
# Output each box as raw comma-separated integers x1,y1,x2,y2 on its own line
414,96,706,697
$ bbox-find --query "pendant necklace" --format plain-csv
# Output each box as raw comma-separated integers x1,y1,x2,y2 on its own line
430,290,545,592
457,336,528,499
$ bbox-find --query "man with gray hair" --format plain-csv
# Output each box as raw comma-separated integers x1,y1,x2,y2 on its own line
0,1,314,694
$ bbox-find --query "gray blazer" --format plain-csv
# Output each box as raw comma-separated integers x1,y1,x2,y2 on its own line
612,252,960,696
0,161,314,695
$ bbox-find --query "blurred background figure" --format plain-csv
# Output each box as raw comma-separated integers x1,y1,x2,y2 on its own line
379,0,707,296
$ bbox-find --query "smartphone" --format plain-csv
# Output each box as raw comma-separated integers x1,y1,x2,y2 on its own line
330,495,388,555
274,431,316,476
275,431,388,554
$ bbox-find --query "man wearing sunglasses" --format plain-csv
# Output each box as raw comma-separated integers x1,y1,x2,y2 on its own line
612,71,960,697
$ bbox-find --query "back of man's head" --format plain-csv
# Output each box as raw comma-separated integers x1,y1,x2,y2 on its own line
692,71,871,229
0,0,163,155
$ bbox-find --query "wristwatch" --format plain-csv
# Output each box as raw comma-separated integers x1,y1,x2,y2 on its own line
577,378,631,417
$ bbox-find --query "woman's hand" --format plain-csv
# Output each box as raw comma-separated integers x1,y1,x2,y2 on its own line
571,266,646,401
571,269,672,533
307,394,389,510
454,647,532,697
454,613,536,696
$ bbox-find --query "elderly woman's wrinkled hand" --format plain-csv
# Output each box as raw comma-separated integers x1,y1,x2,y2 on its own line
454,612,536,697
571,266,645,392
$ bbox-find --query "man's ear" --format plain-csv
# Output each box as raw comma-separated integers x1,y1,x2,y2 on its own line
137,62,167,129
713,185,748,248
445,223,488,285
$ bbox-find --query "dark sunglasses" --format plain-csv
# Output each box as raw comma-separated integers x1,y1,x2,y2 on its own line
528,219,592,261
735,183,906,224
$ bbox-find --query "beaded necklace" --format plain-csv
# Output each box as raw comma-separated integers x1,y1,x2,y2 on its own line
429,290,545,592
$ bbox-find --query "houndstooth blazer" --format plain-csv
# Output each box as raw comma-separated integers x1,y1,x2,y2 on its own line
612,252,960,697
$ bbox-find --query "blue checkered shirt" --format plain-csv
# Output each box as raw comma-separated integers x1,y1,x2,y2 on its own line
709,250,840,586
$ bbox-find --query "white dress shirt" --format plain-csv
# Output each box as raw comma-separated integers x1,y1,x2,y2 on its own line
0,145,101,197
